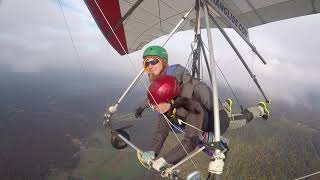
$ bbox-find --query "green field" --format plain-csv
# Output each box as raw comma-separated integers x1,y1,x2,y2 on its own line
49,116,320,180
48,126,146,180
165,118,320,180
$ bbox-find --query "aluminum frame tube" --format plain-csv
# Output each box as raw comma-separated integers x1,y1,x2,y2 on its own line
163,146,206,176
202,0,221,143
203,1,223,179
192,1,201,79
192,36,201,78
161,6,194,47
117,69,144,105
205,0,267,65
199,35,212,82
117,133,142,153
206,11,270,103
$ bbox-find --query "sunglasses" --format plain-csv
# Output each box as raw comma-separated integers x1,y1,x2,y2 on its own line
144,59,159,67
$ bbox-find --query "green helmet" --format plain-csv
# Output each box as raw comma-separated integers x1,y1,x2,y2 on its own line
143,46,168,63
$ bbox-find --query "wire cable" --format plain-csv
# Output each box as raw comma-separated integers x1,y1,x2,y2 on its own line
202,42,243,109
57,0,86,75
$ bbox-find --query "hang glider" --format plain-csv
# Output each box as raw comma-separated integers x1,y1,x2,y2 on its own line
82,0,320,179
85,0,320,55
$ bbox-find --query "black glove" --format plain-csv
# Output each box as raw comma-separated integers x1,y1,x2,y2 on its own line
135,106,146,118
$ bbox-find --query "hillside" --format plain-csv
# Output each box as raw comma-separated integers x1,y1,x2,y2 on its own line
47,114,320,180
48,126,146,180
161,118,320,180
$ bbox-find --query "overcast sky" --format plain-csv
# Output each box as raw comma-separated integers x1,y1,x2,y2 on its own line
1,0,320,110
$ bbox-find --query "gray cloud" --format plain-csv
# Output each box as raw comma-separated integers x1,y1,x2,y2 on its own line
0,0,135,74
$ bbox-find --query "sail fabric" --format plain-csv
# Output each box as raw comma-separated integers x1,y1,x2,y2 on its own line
85,0,128,55
85,0,320,55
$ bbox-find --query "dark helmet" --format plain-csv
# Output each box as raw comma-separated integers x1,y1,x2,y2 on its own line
147,75,180,105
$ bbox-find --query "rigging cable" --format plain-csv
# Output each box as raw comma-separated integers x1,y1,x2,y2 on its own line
186,43,196,72
202,42,243,109
245,51,255,100
57,0,86,75
219,50,253,77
